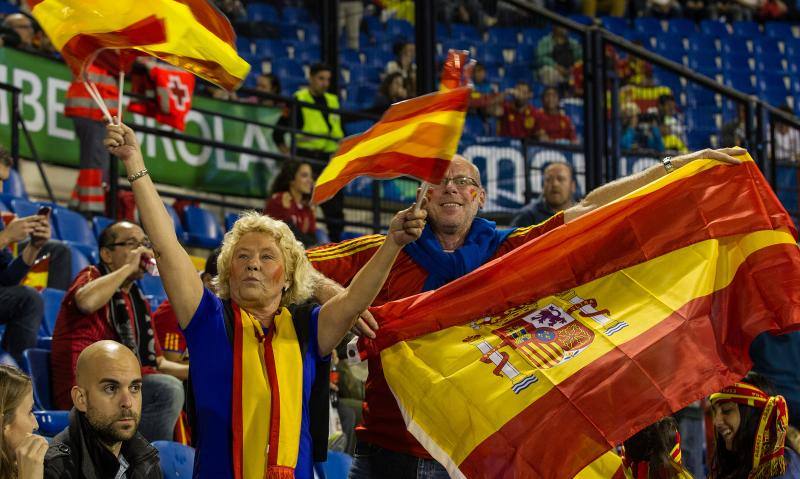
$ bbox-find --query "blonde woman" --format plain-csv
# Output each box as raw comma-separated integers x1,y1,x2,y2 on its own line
104,122,426,479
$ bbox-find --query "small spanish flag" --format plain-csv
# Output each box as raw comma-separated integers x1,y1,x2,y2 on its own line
26,0,249,90
21,254,49,291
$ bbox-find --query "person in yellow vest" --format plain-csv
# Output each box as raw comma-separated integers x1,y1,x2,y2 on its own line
290,63,345,242
65,64,120,217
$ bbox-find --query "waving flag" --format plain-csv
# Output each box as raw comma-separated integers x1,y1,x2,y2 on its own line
312,86,470,204
27,0,249,90
357,153,800,478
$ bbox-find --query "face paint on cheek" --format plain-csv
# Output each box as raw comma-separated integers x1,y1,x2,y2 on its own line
271,265,284,285
468,187,478,200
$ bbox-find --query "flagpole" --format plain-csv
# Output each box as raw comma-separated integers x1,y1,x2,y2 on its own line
83,81,114,124
117,70,124,125
414,182,430,214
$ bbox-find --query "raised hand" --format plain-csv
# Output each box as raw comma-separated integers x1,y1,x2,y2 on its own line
386,202,427,247
16,434,48,479
672,146,745,169
104,122,142,165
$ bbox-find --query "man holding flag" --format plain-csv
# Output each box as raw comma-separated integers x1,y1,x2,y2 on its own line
309,146,743,478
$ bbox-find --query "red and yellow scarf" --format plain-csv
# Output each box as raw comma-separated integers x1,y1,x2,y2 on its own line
710,382,789,479
232,304,303,479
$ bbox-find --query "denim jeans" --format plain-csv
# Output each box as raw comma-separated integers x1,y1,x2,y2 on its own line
0,285,43,365
138,373,184,442
348,441,450,479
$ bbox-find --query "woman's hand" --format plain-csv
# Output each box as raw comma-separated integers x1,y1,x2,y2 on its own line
103,122,143,167
386,202,427,247
16,434,48,479
671,147,745,169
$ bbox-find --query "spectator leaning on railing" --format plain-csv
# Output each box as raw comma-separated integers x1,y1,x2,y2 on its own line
536,24,582,91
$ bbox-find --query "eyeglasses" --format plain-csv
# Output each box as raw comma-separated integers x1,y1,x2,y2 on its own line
104,238,153,250
433,176,480,189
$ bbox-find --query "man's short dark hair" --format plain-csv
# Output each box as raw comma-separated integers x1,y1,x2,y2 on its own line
543,161,576,180
542,86,559,98
0,146,12,168
309,63,332,77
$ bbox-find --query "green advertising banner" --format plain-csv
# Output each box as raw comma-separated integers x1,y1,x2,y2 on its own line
0,47,282,197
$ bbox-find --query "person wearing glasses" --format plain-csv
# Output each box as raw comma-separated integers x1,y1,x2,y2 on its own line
50,221,186,442
308,149,745,479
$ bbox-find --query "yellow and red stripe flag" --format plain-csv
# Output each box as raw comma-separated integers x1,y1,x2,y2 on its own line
311,86,470,204
357,152,800,478
27,0,249,90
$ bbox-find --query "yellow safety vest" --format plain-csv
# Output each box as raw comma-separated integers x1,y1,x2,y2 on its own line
294,89,344,153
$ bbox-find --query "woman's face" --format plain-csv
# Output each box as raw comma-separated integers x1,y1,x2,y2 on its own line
228,232,287,310
289,164,313,196
3,387,38,454
712,401,741,451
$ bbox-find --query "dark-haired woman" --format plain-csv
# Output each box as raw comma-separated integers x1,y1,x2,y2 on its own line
622,416,693,478
264,160,318,247
709,373,800,479
0,365,47,479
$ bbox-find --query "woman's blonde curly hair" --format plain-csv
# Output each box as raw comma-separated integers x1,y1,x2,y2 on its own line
213,211,314,307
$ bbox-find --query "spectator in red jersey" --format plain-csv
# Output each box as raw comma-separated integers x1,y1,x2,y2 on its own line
50,221,185,442
495,81,538,139
534,87,577,144
264,160,318,247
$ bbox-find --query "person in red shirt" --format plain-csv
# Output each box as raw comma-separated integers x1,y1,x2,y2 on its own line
308,147,745,478
50,221,186,442
264,160,317,247
495,81,539,139
534,86,578,144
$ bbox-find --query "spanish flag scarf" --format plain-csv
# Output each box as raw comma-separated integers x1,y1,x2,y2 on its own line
232,303,303,479
710,382,790,479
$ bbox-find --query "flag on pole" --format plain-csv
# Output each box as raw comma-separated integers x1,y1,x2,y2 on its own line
128,61,196,130
357,153,800,479
27,0,249,90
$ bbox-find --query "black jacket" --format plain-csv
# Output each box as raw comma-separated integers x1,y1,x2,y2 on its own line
510,198,559,228
44,409,162,479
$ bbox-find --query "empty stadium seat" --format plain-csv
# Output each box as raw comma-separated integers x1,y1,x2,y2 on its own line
721,36,751,55
164,203,189,243
340,48,361,67
487,27,519,45
281,6,310,23
316,451,353,479
254,39,288,59
666,18,696,36
184,206,224,249
91,216,114,240
52,207,99,264
138,274,167,308
271,58,305,81
236,36,253,55
33,411,70,437
567,14,592,25
688,33,719,53
765,22,795,39
721,51,754,72
450,24,480,42
520,27,547,46
246,3,278,22
153,441,195,478
700,20,731,37
385,18,413,39
21,349,69,435
345,64,381,84
40,288,65,337
725,73,757,94
756,53,787,73
68,244,91,280
1,168,27,201
634,17,664,34
754,37,783,57
9,197,40,218
732,20,761,38
600,16,630,37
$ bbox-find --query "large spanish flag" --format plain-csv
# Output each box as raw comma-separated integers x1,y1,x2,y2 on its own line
27,0,249,90
358,153,800,478
311,86,470,204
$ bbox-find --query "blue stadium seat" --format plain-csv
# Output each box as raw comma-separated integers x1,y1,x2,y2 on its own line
279,24,300,41
785,37,800,57
236,36,253,55
762,90,792,108
721,51,754,72
294,45,321,64
91,216,114,240
686,109,717,131
756,53,787,73
653,69,684,93
667,18,696,36
21,348,57,409
344,120,374,136
687,129,714,150
184,206,224,249
754,37,783,57
9,197,39,218
505,63,532,83
281,6,310,23
163,203,189,244
33,411,69,437
567,14,593,26
700,20,731,37
137,274,166,308
654,44,686,65
634,17,664,34
385,19,413,39
225,212,239,231
655,32,687,52
732,20,761,37
765,22,795,39
725,73,757,94
686,85,718,107
40,288,66,338
688,33,719,53
464,115,487,138
361,47,392,69
299,24,321,45
0,2,20,14
600,16,630,37
475,48,503,67
246,3,278,22
346,65,381,84
153,441,195,478
340,49,361,67
520,27,547,46
356,84,379,109
271,58,305,81
487,27,519,45
721,36,751,55
316,451,353,479
52,207,99,264
450,24,480,42
254,39,288,59
688,51,720,73
1,168,27,200
513,47,535,65
363,15,383,36
68,245,90,280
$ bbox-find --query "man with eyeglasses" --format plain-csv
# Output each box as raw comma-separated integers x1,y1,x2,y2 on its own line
308,148,745,479
50,221,186,442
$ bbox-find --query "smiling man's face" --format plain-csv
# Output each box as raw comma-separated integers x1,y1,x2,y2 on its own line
425,156,485,237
